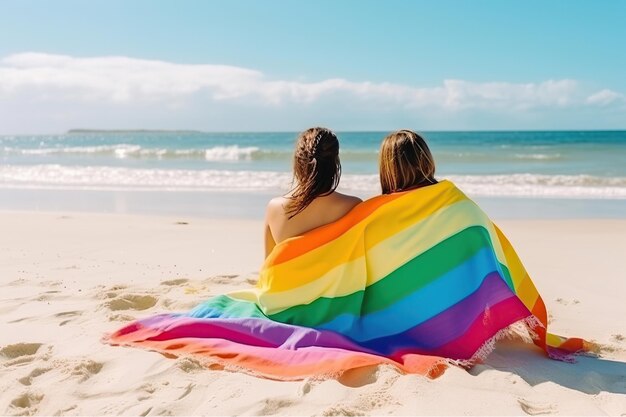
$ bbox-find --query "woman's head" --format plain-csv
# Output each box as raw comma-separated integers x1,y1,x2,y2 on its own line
287,127,341,218
379,129,436,194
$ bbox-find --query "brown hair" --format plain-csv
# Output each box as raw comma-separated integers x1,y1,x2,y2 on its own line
286,127,341,218
379,129,436,194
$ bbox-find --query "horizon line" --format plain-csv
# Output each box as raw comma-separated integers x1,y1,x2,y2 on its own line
1,128,625,136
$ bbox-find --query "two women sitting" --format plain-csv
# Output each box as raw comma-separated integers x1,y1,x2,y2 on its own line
265,127,437,256
109,127,587,380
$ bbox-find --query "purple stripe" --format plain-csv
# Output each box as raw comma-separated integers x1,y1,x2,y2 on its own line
391,296,530,361
360,272,516,355
132,314,378,354
115,273,517,360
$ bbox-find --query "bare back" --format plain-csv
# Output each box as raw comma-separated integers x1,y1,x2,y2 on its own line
264,191,362,257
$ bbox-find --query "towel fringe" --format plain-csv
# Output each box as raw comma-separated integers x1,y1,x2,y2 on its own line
450,315,544,368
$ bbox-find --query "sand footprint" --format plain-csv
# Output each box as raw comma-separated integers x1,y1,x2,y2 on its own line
254,398,297,416
107,313,137,322
99,284,128,297
323,368,398,416
176,357,208,373
355,390,394,411
17,367,52,386
160,298,199,311
137,383,157,401
66,359,104,382
1,344,52,369
321,405,364,416
105,294,157,311
517,398,556,415
160,278,189,286
8,391,44,416
0,343,43,361
98,285,128,302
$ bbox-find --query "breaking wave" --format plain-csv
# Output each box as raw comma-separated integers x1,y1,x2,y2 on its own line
1,165,626,199
2,144,264,161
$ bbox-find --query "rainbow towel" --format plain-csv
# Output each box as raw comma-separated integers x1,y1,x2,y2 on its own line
107,180,590,380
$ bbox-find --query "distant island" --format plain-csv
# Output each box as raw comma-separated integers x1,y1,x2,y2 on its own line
67,129,205,134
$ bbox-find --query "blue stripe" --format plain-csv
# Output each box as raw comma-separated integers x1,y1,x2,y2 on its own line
316,246,505,342
359,273,516,354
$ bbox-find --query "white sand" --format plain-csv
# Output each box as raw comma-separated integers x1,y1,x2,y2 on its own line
0,211,625,416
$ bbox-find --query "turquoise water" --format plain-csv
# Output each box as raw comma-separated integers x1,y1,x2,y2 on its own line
1,130,626,199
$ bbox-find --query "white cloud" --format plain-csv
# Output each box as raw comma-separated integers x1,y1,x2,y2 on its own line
0,52,586,109
0,52,623,133
0,52,263,102
586,89,624,106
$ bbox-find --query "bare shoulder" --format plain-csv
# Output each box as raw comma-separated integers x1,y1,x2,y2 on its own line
333,191,362,205
330,191,362,213
265,196,289,219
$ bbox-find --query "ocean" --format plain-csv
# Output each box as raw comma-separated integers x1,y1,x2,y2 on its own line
1,130,625,218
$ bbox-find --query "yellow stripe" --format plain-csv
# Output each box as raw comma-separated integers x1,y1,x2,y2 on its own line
494,226,533,292
257,181,465,293
546,333,565,347
515,274,539,311
227,257,366,311
367,200,507,285
230,199,511,314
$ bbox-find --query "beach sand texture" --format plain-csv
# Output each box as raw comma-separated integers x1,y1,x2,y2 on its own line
1,211,625,416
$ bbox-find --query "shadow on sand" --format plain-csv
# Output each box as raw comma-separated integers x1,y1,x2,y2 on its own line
473,340,626,395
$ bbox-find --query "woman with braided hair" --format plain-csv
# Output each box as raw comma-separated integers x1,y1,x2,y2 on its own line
264,127,362,257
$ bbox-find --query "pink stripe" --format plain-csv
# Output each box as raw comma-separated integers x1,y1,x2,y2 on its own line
114,336,446,378
390,296,531,361
144,319,277,348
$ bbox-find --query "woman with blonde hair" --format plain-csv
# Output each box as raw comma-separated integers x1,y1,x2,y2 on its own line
379,129,438,194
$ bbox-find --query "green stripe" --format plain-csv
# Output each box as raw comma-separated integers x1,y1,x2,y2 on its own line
188,294,267,319
269,225,507,327
500,262,513,290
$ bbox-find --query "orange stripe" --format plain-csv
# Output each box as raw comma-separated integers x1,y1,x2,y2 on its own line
266,192,406,267
532,325,547,349
117,338,446,379
531,296,548,328
554,337,585,352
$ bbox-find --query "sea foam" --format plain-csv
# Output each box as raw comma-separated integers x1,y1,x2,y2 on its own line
1,165,626,199
2,145,263,162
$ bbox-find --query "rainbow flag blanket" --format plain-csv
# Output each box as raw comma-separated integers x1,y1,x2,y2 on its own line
106,180,590,380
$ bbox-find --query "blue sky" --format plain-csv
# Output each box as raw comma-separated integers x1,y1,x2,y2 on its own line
0,0,624,133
